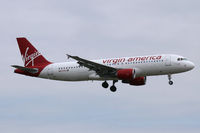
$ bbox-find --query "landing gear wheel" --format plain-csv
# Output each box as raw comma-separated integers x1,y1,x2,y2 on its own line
169,81,173,85
110,85,117,92
109,80,118,92
168,74,173,85
102,81,109,88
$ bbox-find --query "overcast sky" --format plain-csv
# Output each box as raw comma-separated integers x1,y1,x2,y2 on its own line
0,0,200,133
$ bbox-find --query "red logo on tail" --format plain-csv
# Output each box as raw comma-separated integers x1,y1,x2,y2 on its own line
22,47,41,66
17,37,51,67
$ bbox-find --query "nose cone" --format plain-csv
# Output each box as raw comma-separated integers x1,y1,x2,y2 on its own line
187,61,195,70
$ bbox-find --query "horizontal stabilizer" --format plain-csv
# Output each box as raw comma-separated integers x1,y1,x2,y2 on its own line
11,65,38,74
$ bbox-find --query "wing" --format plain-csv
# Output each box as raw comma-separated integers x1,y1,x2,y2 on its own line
67,54,117,77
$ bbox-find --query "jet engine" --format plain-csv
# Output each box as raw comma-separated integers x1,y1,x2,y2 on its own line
117,69,135,80
117,69,146,86
122,77,146,86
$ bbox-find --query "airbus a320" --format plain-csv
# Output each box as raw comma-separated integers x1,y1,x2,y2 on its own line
12,38,195,92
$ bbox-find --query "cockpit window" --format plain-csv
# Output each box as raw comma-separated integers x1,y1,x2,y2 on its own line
177,58,187,61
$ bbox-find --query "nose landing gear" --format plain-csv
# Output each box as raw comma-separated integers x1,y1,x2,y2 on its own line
168,74,173,85
169,81,173,85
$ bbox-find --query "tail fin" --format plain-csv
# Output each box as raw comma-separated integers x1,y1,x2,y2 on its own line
16,37,51,67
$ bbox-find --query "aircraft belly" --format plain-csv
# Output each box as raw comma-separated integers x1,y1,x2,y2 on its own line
138,63,166,76
142,64,182,76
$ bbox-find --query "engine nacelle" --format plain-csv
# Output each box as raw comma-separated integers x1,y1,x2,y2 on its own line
117,69,135,80
117,69,146,86
122,77,146,86
129,77,146,86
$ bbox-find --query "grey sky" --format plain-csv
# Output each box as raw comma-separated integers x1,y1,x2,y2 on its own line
0,0,200,133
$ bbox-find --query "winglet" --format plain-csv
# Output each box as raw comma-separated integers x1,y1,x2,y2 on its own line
66,54,71,59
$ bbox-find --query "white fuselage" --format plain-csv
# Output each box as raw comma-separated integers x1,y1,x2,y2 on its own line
39,54,194,81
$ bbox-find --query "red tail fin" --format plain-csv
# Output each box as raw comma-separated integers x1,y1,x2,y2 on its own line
16,37,51,67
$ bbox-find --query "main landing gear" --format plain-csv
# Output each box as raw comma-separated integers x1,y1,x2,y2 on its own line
102,80,118,92
168,74,173,85
102,81,109,88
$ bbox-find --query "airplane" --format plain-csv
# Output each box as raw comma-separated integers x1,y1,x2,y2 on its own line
12,37,195,92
